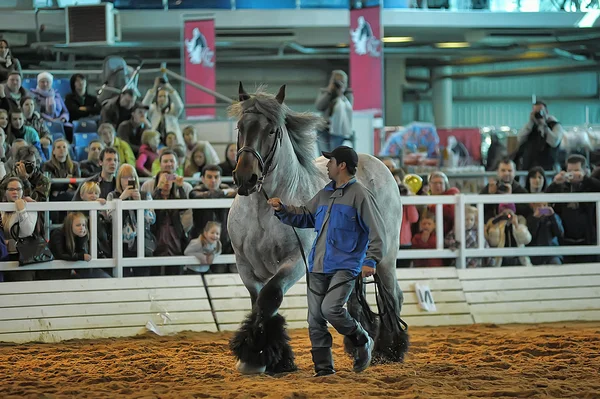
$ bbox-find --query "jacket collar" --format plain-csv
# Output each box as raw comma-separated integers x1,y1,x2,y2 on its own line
325,176,356,192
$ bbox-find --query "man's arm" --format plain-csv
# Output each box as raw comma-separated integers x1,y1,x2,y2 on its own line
517,120,534,145
542,117,564,148
356,188,386,269
273,191,322,229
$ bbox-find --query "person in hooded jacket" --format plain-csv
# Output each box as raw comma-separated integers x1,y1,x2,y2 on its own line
0,40,21,83
64,73,101,122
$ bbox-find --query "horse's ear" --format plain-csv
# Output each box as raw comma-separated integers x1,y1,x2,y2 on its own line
275,84,286,104
238,82,250,102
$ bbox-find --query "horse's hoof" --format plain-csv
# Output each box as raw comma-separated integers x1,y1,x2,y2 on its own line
236,360,266,375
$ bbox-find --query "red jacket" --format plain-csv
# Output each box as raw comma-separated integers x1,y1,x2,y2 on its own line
427,187,460,236
411,232,444,267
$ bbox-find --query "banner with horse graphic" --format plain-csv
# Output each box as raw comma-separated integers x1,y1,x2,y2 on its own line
182,15,216,119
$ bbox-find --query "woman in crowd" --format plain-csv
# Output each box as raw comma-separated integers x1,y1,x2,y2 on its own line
6,109,45,161
30,72,70,124
183,141,220,178
0,109,8,131
42,138,80,202
183,125,198,156
218,143,237,177
0,40,21,83
525,166,547,193
1,177,37,281
21,96,52,158
485,203,532,267
142,77,185,146
427,171,460,236
136,130,160,177
64,73,101,122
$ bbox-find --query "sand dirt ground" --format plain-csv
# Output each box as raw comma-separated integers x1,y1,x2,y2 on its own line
1,322,599,399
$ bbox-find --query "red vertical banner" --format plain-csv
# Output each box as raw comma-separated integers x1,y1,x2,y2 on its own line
182,16,216,119
349,3,384,152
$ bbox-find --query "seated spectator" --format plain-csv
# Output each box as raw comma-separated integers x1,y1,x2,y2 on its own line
3,138,25,173
106,164,156,276
136,130,160,177
151,144,186,177
427,171,459,236
411,210,443,267
117,103,150,156
77,181,111,260
43,138,80,223
0,40,21,83
101,89,136,128
73,147,119,200
1,177,37,281
98,122,135,166
0,71,31,113
480,157,528,221
151,171,190,266
142,77,185,146
219,143,237,177
525,166,547,193
64,73,101,122
0,127,8,177
21,96,52,152
142,149,193,196
6,109,46,161
183,125,197,156
79,140,104,178
184,221,222,274
0,109,7,131
546,154,600,264
184,141,220,178
165,131,178,150
0,145,50,202
189,164,236,253
485,203,531,267
446,205,489,268
397,183,418,268
526,202,564,265
30,72,70,124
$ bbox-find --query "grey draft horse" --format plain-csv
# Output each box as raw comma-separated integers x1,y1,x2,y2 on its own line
228,83,407,374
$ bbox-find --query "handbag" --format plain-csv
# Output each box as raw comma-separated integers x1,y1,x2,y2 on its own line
10,222,54,266
124,210,156,257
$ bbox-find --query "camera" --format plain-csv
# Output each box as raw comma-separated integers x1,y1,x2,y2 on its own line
565,172,574,181
496,181,509,193
333,80,343,89
166,174,177,182
158,76,167,85
534,110,546,119
492,213,511,224
24,161,35,174
538,207,553,216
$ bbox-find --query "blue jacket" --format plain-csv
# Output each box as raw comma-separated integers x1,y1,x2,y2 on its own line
275,178,385,276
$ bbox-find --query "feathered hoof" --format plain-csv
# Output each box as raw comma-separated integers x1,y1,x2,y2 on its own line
236,360,266,375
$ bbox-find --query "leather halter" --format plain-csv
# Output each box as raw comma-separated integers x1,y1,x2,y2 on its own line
236,111,283,193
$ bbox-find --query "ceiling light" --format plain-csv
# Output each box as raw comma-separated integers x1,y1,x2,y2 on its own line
435,42,470,49
383,37,414,43
336,43,348,47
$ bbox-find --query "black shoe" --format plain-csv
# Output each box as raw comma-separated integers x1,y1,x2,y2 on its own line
353,336,374,373
311,347,335,377
313,369,336,377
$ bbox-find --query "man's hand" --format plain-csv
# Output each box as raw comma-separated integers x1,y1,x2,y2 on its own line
267,197,283,211
554,171,567,184
361,265,375,278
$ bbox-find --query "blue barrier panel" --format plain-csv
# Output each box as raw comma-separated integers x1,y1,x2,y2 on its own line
235,0,297,9
168,0,232,8
300,0,348,8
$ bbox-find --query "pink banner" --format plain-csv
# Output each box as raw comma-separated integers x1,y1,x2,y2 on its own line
349,5,383,114
182,17,216,119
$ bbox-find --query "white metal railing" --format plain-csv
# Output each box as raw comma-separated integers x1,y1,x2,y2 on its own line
0,192,599,276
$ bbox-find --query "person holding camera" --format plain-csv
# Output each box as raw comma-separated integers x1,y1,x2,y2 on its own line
485,203,532,267
0,145,50,203
142,76,185,147
514,101,564,172
479,157,529,222
546,154,600,263
315,70,353,153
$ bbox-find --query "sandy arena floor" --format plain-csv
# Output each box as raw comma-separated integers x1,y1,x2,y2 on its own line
1,322,599,399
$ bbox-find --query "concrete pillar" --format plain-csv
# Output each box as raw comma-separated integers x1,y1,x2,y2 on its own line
432,66,453,128
384,57,406,127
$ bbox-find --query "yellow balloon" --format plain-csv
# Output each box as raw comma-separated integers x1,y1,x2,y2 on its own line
403,174,423,194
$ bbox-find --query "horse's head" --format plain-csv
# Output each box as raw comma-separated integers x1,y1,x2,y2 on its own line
233,82,286,196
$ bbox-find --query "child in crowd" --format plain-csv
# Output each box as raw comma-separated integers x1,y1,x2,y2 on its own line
411,210,443,267
445,205,489,268
184,221,222,273
485,203,532,267
526,202,564,265
136,130,160,177
183,125,198,156
397,183,418,268
78,181,111,260
165,131,178,150
49,212,91,262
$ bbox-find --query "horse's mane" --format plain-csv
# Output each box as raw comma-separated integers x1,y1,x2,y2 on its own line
228,86,323,175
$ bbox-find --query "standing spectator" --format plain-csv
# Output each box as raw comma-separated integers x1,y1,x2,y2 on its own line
427,171,459,235
546,154,600,264
184,221,222,274
183,125,198,156
411,210,443,267
97,122,135,166
1,177,37,281
64,73,101,122
219,143,237,177
0,145,50,202
100,89,136,128
480,157,528,222
136,130,160,177
79,140,104,178
526,202,564,265
0,40,21,83
485,203,531,267
183,141,220,178
445,205,488,268
315,70,353,152
42,138,80,203
0,71,30,113
525,166,547,193
141,149,193,197
397,183,418,268
117,103,150,156
30,72,70,124
515,101,564,172
6,109,46,161
73,147,119,200
142,77,185,146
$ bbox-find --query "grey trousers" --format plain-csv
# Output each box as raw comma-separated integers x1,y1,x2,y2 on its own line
307,270,367,348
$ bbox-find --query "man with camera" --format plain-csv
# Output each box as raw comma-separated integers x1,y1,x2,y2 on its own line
315,70,353,153
480,157,529,222
0,145,50,203
515,101,564,172
546,154,600,263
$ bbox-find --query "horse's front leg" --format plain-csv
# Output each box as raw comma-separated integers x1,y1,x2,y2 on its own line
230,256,304,375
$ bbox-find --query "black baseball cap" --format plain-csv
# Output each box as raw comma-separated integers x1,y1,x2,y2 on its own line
322,146,358,168
132,102,150,112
